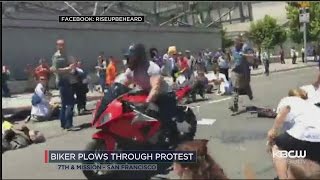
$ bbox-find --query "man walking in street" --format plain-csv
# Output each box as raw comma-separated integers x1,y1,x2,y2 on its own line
280,46,285,64
291,47,297,64
229,35,254,113
262,49,270,76
2,65,11,97
301,47,305,63
50,39,79,131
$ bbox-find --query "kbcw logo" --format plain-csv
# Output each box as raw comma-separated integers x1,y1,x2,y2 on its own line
273,150,306,159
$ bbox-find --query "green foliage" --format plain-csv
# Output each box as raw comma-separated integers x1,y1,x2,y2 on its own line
274,26,288,47
286,2,320,43
248,15,287,49
221,28,233,49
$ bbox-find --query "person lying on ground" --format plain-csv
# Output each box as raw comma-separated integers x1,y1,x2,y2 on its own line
2,123,45,153
267,88,320,179
173,139,228,179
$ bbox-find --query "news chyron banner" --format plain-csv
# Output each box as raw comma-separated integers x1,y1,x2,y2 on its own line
59,16,145,23
44,150,196,171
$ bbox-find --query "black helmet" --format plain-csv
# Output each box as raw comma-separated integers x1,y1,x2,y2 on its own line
149,47,158,59
126,43,147,70
126,43,147,60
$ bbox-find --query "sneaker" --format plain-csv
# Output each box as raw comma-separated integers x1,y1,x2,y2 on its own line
24,116,31,123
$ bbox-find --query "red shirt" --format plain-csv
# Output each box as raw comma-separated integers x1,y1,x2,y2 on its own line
179,57,189,71
34,64,50,80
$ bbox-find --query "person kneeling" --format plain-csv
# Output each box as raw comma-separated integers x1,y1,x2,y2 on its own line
28,77,53,122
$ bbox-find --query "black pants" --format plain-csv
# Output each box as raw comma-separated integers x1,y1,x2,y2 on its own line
2,81,10,97
72,83,87,111
220,68,229,81
154,92,178,133
280,56,285,64
264,60,270,76
292,56,297,64
302,53,305,62
275,132,320,164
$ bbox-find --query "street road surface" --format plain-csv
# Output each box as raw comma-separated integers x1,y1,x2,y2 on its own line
2,67,319,179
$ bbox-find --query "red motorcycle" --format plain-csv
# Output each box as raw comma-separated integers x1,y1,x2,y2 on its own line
174,75,206,105
83,83,197,179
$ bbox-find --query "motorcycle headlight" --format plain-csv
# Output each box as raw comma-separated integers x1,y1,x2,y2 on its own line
101,113,112,125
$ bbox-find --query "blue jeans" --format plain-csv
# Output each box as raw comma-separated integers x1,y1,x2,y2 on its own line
99,76,106,92
58,79,75,129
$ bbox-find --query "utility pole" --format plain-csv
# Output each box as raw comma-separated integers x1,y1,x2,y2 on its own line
298,2,310,63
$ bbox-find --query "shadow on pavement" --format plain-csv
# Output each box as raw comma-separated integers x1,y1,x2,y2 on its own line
231,109,247,116
78,123,92,130
219,130,267,144
94,164,172,180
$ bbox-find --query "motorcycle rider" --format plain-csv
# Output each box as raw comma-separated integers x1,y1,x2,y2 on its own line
123,43,178,144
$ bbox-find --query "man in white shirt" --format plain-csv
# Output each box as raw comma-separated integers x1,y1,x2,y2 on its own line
291,47,297,64
262,50,270,76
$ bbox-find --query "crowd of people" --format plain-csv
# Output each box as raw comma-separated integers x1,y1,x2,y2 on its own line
2,33,320,179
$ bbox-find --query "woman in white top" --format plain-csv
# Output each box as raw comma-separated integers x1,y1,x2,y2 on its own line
30,76,52,121
267,88,320,179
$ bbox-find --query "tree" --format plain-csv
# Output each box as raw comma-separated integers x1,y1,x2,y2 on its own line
221,28,233,49
273,26,288,48
248,15,285,50
286,2,320,44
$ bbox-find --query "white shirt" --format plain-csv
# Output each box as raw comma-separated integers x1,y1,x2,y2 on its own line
124,61,171,93
290,49,296,57
300,84,320,105
218,56,229,69
205,72,231,94
276,96,320,142
31,83,51,117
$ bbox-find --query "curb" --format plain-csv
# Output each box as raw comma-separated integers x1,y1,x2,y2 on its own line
251,64,318,76
3,95,102,113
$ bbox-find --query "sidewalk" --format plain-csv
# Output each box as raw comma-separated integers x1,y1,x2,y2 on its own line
2,59,318,112
2,91,102,113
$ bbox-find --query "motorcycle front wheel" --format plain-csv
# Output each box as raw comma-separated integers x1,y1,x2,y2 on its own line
82,139,118,180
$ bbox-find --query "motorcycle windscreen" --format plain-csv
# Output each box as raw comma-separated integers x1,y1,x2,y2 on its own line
94,83,131,121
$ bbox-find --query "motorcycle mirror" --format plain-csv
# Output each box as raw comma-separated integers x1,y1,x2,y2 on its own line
131,110,158,125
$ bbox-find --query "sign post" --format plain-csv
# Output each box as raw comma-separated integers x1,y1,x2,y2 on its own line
299,2,310,63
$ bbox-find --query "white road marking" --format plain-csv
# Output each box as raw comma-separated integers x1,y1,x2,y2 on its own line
197,118,216,125
208,97,232,104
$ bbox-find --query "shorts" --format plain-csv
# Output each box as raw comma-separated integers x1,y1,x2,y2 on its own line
275,132,320,163
231,71,248,89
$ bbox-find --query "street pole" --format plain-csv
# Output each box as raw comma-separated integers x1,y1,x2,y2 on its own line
299,4,309,63
303,22,307,63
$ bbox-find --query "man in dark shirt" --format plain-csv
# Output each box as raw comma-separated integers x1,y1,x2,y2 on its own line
50,39,79,131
